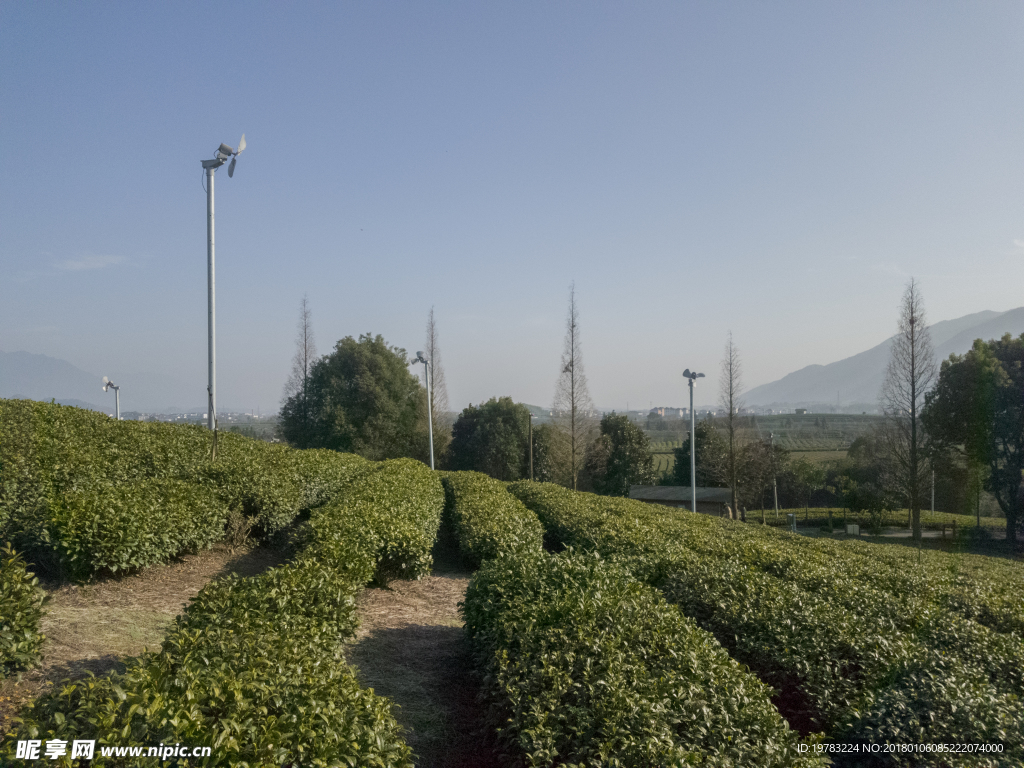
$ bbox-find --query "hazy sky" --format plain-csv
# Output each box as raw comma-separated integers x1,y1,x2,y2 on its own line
3,2,1024,412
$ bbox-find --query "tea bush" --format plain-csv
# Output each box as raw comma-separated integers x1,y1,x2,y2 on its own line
30,479,228,582
508,481,1024,763
1,400,377,577
462,548,825,768
10,457,443,766
0,543,46,678
441,471,544,567
337,458,444,585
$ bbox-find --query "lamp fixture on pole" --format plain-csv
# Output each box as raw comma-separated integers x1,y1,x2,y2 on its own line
102,376,120,421
683,369,704,514
200,134,246,432
412,351,435,470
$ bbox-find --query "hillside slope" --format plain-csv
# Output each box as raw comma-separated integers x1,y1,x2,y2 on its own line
745,307,1023,407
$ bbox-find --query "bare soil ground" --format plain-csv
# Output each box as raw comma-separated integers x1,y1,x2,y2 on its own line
0,542,287,736
346,553,500,768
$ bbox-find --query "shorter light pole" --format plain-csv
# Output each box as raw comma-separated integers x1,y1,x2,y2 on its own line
412,352,434,470
683,369,705,514
771,432,779,522
529,413,536,481
102,377,120,420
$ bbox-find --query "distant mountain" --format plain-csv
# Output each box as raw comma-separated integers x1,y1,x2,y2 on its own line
744,308,1024,408
0,350,232,414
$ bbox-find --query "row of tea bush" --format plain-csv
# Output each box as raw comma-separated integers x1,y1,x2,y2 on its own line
8,457,443,766
508,481,1024,765
444,473,822,767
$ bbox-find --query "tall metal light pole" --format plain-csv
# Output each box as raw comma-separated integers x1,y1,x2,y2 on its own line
200,135,245,432
102,377,120,421
413,351,435,470
683,369,704,513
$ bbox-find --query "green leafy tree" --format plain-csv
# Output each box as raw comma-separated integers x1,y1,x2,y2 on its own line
923,335,1024,546
449,397,531,481
280,334,427,461
585,413,657,497
672,421,727,487
530,423,567,484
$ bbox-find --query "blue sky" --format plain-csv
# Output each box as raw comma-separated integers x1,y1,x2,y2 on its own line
3,2,1024,412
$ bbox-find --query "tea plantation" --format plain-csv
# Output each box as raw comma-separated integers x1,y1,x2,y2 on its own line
2,399,1022,766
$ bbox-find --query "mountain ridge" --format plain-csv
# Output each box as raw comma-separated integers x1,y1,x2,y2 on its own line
744,307,1024,408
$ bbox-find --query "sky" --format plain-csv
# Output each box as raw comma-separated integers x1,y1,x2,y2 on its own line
3,2,1024,412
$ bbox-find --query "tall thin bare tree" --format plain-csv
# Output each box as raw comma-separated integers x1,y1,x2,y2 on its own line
553,283,595,490
283,295,318,436
425,307,452,463
719,331,744,521
881,278,936,543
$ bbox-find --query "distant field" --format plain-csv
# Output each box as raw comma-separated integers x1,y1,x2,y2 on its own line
767,507,1005,531
651,453,674,476
789,449,848,464
644,413,884,453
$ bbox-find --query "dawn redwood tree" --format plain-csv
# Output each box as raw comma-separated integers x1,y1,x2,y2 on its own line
719,331,744,519
923,335,1024,547
553,283,595,490
280,295,318,445
280,333,426,461
424,307,453,465
585,413,657,497
880,279,936,542
448,397,531,481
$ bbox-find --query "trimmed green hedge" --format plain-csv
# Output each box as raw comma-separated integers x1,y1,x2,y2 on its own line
440,471,544,568
340,458,444,585
20,479,228,582
508,481,1024,762
9,457,443,766
0,543,46,678
463,548,824,768
1,399,378,581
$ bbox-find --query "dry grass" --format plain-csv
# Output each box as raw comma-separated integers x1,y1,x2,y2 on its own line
346,554,500,768
0,541,287,735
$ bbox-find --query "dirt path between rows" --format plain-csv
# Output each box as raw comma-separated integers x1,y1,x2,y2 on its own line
346,555,500,768
0,542,287,736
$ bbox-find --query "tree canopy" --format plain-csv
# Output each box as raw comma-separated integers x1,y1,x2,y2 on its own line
923,334,1024,545
585,413,656,496
449,397,531,481
279,333,428,462
672,421,727,487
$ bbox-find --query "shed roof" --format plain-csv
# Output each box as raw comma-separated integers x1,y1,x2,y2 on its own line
629,485,732,503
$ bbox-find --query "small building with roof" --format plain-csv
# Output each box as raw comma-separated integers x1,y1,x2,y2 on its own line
628,485,732,516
